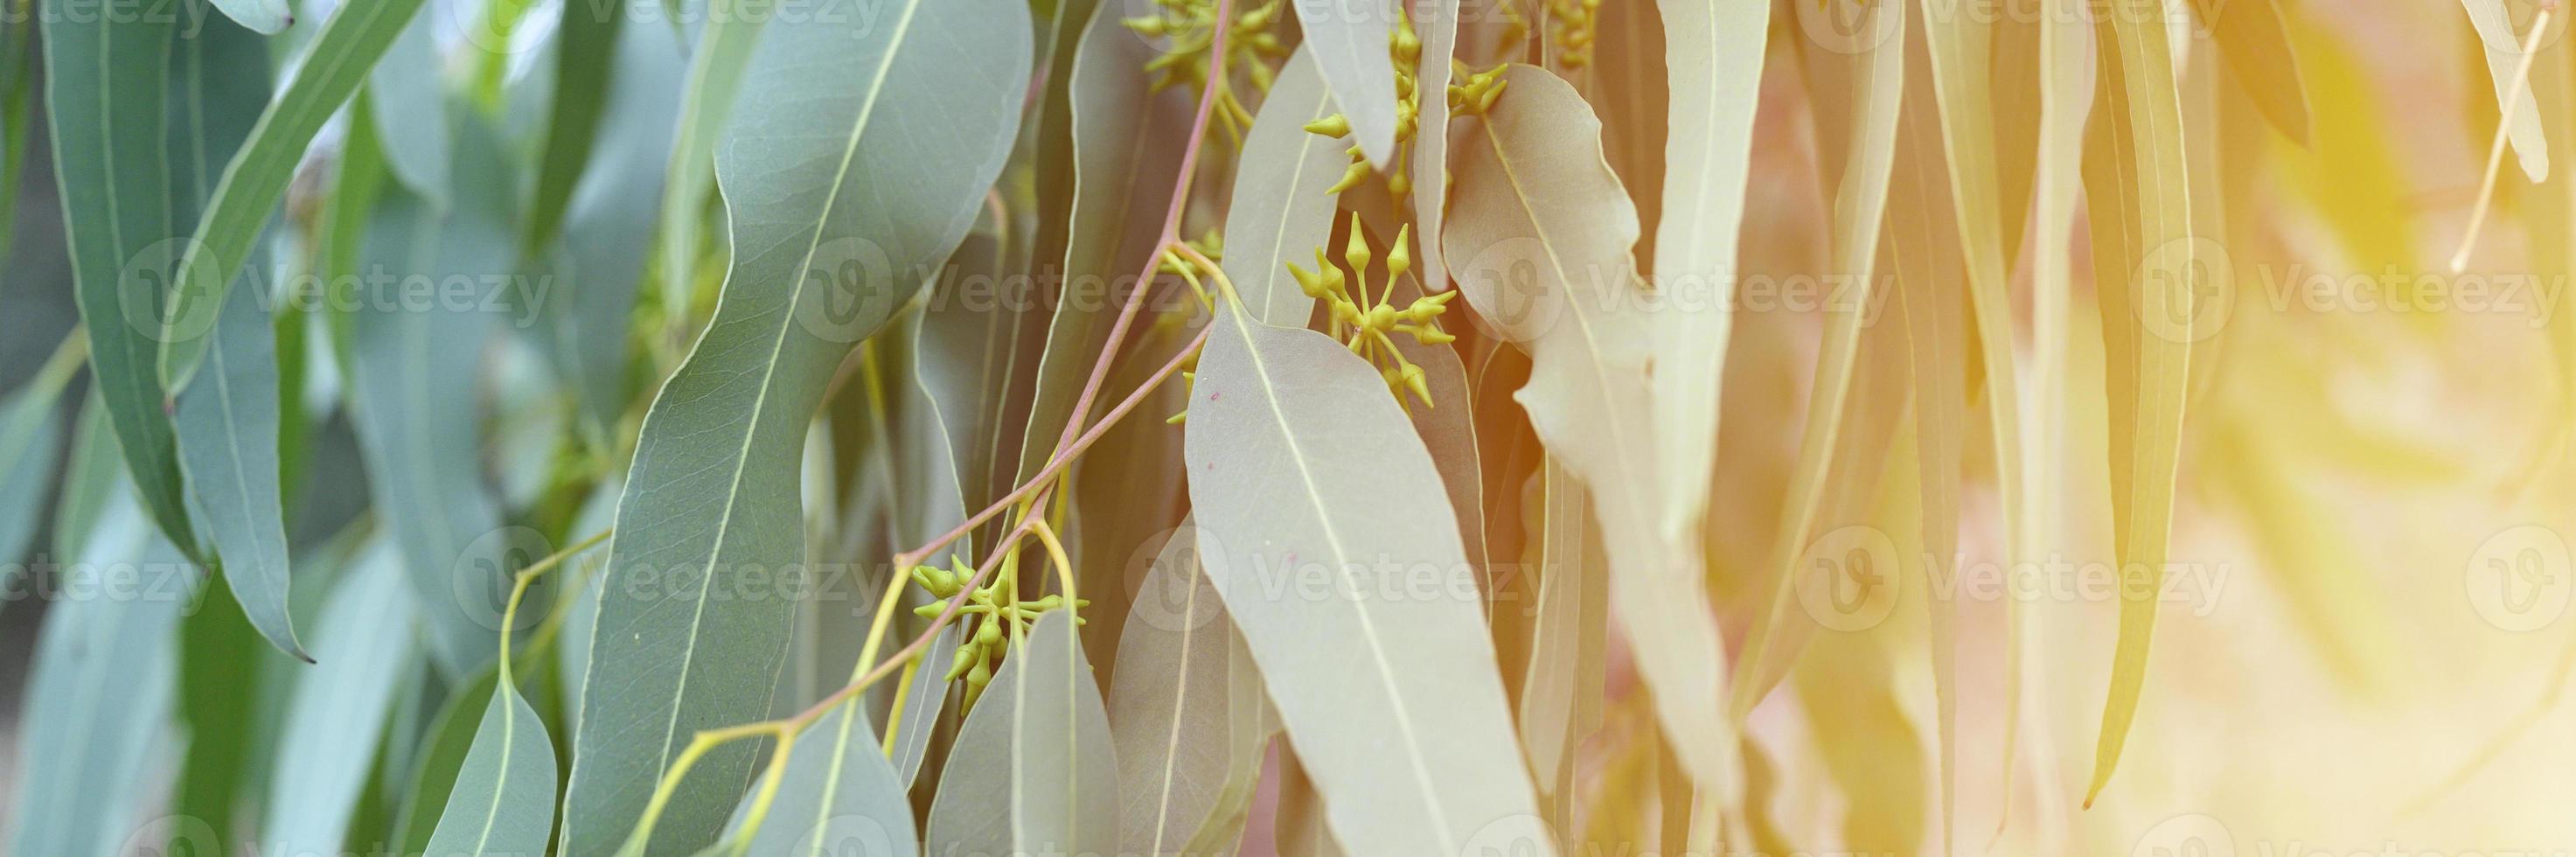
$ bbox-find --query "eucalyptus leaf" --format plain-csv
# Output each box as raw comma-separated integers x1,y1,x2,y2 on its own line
206,0,292,33
1110,519,1273,856
1291,0,1399,168
0,349,73,572
721,705,916,855
40,0,205,559
542,15,685,436
367,9,451,209
1444,64,1740,805
1645,0,1766,551
260,540,421,856
345,116,518,677
925,610,1119,856
157,0,434,391
1180,286,1546,854
526,0,625,253
421,667,560,857
1015,0,1195,484
1216,48,1340,326
169,3,303,661
2,490,184,857
657,0,764,338
560,1,1031,849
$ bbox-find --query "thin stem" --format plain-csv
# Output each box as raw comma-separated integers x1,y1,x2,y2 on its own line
895,324,1212,568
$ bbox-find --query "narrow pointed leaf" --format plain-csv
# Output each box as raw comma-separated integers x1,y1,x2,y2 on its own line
1294,0,1399,167
657,0,764,331
41,0,203,559
168,12,302,660
345,123,515,676
2,491,184,856
926,610,1119,855
1181,282,1545,854
422,672,560,857
1219,48,1341,325
525,0,623,253
1646,0,1767,545
1444,64,1740,803
2079,0,2198,805
724,705,916,854
156,0,434,390
261,540,421,856
1730,0,1905,714
1111,519,1273,855
562,1,1030,849
1409,0,1458,293
1015,0,1194,483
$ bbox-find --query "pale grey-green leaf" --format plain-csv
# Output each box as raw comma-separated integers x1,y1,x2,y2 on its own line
345,121,516,677
367,8,450,209
2,490,182,857
562,1,1031,850
260,540,421,856
721,704,916,855
1110,519,1272,857
1217,48,1340,326
925,610,1119,856
1180,299,1547,854
1292,0,1398,167
421,677,559,857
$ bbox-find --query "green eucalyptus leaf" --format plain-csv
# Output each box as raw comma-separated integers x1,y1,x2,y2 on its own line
720,704,916,855
0,343,76,573
656,0,764,338
540,14,683,437
40,0,205,560
170,13,304,660
1292,0,1398,167
366,8,451,209
386,664,501,855
345,115,519,678
1013,0,1194,485
925,610,1118,856
206,0,293,33
526,0,625,254
2,489,184,856
259,540,421,856
421,667,560,857
155,0,433,391
560,0,1031,850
